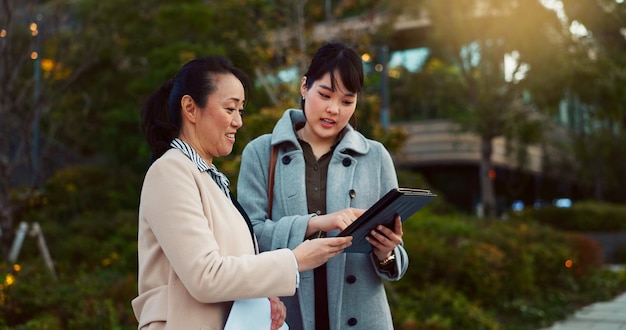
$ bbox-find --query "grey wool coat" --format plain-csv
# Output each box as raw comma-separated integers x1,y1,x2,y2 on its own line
237,109,409,330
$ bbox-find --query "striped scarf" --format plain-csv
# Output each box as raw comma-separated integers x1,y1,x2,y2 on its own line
170,138,231,198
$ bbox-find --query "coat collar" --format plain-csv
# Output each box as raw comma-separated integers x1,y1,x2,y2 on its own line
271,109,370,155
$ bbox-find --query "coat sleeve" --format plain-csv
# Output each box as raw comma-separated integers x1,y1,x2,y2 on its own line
140,155,297,303
237,138,312,251
371,142,409,281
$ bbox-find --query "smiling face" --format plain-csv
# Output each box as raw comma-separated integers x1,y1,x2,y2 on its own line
179,73,245,164
300,71,357,146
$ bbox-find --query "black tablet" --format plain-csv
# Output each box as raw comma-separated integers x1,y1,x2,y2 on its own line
338,188,436,253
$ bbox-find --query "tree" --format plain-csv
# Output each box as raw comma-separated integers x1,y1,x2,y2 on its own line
395,0,570,217
557,0,626,202
0,0,415,260
0,0,105,259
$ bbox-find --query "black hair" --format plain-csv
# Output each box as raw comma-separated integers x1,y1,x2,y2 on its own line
301,42,364,110
141,56,249,161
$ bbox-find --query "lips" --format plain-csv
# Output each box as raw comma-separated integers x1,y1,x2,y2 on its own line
320,118,336,128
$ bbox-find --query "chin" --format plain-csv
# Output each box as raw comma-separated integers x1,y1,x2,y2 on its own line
221,148,234,157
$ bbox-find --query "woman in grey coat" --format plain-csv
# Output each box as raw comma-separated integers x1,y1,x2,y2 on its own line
237,42,409,330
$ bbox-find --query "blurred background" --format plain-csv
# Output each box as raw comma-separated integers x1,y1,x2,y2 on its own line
1,0,626,329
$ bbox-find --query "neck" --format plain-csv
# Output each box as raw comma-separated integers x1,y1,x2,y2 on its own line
177,135,213,166
297,126,336,159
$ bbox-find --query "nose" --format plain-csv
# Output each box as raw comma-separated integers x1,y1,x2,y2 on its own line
326,101,339,115
232,111,243,128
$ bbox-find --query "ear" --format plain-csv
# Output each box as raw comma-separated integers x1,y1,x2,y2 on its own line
180,95,197,124
300,76,308,99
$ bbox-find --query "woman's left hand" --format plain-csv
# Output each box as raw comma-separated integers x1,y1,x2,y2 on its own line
366,215,403,261
269,296,286,330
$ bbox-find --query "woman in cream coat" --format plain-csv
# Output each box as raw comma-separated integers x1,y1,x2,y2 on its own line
238,43,409,330
132,56,352,329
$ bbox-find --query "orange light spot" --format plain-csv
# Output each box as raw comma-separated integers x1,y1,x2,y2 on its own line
565,259,573,268
5,274,15,286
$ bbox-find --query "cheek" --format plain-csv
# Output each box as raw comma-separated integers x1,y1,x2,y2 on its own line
305,96,318,110
341,107,356,120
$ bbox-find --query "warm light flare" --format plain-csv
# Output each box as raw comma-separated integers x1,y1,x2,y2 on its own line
0,29,7,38
41,58,54,72
5,274,15,286
565,259,573,268
30,23,38,36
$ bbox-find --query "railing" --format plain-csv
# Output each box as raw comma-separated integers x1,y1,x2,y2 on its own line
391,120,543,173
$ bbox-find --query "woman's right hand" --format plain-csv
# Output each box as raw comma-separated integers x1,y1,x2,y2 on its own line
292,236,352,272
305,208,365,237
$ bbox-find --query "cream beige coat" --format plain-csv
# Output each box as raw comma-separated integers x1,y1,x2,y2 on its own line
132,149,297,329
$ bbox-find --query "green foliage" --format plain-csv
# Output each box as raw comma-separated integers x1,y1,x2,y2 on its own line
397,169,462,215
392,285,500,330
389,58,466,122
4,0,626,329
2,170,138,328
569,130,626,204
1,163,140,329
17,165,141,222
4,175,626,328
510,201,626,231
1,261,136,330
389,212,626,329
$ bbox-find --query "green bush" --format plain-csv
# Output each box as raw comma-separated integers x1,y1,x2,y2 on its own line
510,202,626,231
1,261,136,329
3,165,626,329
389,211,626,329
391,285,500,330
17,164,142,222
397,170,460,215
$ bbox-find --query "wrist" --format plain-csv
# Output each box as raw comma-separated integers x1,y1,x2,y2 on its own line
377,253,395,268
304,213,320,238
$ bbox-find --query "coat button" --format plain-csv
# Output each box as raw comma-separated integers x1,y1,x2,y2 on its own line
349,189,356,199
282,156,291,164
346,275,356,284
347,318,358,326
342,158,351,167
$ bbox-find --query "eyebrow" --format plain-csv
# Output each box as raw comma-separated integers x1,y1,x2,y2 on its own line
225,97,245,105
319,84,356,97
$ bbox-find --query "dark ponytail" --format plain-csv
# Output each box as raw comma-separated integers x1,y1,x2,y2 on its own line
140,56,249,163
141,79,177,162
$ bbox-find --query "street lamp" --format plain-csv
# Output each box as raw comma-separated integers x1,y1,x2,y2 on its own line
31,16,42,186
378,45,390,130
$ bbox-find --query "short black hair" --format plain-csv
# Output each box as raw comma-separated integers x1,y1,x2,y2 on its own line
301,42,364,109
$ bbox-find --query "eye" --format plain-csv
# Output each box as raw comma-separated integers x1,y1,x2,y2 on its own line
238,109,246,117
318,92,330,99
226,107,236,113
342,100,354,106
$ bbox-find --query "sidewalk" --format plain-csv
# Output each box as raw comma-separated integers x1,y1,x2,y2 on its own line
539,291,626,330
